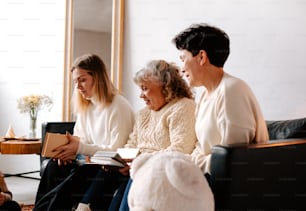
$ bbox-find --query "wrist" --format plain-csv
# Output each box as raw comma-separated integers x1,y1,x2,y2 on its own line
1,192,11,202
5,193,12,201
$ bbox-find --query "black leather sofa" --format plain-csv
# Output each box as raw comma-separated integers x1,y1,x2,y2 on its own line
39,118,306,210
210,117,306,211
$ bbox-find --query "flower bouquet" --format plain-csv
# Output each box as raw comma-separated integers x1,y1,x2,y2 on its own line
17,94,53,138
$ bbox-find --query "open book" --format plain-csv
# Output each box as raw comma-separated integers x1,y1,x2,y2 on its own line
90,148,140,167
41,132,76,160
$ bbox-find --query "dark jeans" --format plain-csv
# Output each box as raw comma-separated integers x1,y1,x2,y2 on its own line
80,169,129,211
0,200,21,211
35,159,79,204
34,161,101,211
34,160,128,211
107,178,130,211
108,178,132,211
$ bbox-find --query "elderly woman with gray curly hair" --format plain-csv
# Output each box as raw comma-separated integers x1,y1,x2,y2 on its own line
75,59,198,211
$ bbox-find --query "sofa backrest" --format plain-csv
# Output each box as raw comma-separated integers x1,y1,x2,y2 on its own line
266,117,306,140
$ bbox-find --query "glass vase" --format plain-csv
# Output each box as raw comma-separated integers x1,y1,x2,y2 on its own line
29,115,37,138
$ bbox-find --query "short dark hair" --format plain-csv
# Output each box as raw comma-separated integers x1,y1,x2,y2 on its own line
172,23,230,67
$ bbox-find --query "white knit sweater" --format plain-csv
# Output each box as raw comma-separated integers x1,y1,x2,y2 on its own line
75,95,135,156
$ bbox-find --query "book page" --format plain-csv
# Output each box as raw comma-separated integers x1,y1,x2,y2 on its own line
90,151,127,167
117,148,140,160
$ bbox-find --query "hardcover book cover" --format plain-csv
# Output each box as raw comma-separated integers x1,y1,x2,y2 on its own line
41,132,76,159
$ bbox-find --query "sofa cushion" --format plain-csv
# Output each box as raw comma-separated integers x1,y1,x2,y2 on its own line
266,117,306,140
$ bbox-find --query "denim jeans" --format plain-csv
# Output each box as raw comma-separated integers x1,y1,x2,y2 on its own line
108,178,132,211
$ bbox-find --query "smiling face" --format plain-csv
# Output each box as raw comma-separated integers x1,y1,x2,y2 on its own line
179,49,202,87
72,68,94,99
139,80,167,111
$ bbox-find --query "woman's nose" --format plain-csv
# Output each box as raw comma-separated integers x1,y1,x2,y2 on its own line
76,81,81,89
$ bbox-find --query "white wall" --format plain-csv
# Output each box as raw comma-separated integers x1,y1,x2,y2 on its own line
2,0,306,176
122,0,306,120
0,1,66,174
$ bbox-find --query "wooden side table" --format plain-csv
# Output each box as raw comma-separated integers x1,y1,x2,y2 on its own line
0,140,41,154
0,139,41,180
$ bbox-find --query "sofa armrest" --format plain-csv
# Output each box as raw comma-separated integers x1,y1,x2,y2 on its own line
210,139,306,211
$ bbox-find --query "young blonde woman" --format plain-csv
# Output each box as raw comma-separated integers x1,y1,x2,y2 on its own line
34,54,135,211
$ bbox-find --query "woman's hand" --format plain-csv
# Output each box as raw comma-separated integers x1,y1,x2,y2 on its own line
118,165,130,176
0,192,5,206
52,132,80,163
55,159,73,166
0,192,11,206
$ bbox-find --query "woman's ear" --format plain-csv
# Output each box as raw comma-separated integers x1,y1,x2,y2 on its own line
198,50,207,65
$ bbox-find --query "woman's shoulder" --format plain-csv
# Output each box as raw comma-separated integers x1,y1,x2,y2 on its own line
113,94,128,102
222,73,250,89
178,97,195,104
112,94,133,108
219,73,253,96
136,106,150,116
171,97,195,108
105,95,134,115
164,97,196,114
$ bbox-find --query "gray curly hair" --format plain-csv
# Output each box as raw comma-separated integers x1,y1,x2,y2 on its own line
134,59,194,102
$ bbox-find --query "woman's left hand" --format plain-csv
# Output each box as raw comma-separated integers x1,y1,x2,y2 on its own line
0,192,11,206
52,132,80,161
118,165,130,176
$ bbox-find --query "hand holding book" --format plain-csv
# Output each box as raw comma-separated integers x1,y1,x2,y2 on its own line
41,132,78,160
117,165,131,176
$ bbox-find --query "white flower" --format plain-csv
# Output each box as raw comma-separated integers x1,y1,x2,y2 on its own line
17,94,53,116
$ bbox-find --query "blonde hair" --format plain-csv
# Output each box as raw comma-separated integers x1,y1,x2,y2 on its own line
71,54,117,113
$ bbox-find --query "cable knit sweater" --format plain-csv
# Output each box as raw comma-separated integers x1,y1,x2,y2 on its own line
124,97,196,154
